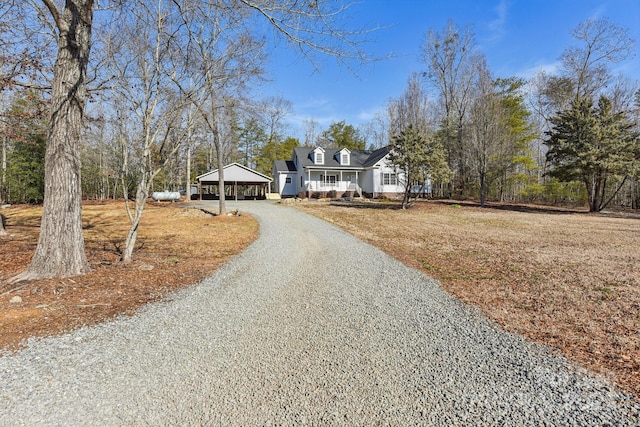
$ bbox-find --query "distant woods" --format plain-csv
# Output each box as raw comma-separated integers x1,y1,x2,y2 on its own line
1,10,639,212
403,18,638,210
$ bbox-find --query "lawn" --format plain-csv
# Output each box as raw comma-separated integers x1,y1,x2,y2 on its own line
296,199,640,399
0,200,258,352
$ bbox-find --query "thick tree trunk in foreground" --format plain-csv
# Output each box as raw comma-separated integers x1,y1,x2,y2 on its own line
12,0,93,281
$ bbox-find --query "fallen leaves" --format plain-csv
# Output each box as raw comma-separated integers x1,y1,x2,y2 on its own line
0,200,258,353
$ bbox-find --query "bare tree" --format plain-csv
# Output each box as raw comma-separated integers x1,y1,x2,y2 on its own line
174,0,376,214
388,73,433,137
171,1,267,214
107,0,193,263
421,20,478,197
387,74,451,207
561,18,635,99
361,112,389,150
467,60,508,207
260,96,293,145
303,117,319,147
8,0,377,279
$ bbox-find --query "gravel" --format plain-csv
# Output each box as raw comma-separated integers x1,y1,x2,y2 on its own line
1,201,638,426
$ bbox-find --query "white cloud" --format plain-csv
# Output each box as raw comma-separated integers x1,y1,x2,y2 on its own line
487,0,509,42
356,105,385,122
515,61,561,79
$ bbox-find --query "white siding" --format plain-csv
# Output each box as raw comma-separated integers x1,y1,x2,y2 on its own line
375,164,404,194
277,173,297,196
362,169,375,194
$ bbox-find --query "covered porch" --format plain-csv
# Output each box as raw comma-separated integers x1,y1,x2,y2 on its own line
304,168,363,197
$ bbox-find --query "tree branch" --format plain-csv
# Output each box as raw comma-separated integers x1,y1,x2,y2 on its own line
40,0,61,32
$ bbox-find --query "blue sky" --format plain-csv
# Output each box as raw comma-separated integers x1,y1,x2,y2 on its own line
259,0,640,140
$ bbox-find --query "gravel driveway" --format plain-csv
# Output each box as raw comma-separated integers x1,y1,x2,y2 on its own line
1,201,638,426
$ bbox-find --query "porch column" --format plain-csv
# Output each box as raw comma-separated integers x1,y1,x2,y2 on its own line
340,171,343,191
307,169,311,198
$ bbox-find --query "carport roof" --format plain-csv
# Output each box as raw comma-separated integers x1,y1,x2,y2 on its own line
196,163,272,184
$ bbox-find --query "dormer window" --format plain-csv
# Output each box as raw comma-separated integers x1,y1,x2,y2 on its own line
338,148,351,165
313,147,325,165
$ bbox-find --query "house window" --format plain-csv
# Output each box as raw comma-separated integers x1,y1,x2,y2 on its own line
341,153,349,165
315,152,324,164
320,175,337,185
285,177,292,184
381,172,397,186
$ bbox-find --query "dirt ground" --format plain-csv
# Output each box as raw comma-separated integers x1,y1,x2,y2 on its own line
296,199,640,400
0,200,258,354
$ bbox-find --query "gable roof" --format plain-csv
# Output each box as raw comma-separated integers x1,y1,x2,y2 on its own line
362,146,391,167
196,163,272,184
273,160,297,173
293,146,391,169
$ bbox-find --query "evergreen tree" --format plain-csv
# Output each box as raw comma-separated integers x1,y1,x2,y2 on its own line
238,118,268,169
494,77,538,202
545,96,639,211
318,121,366,150
255,136,300,176
3,91,47,204
7,135,46,203
388,124,450,209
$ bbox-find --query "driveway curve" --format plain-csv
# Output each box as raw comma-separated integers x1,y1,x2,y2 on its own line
1,201,638,426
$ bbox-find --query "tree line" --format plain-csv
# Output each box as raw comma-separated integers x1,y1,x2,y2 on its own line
1,2,638,279
376,18,639,211
0,0,376,280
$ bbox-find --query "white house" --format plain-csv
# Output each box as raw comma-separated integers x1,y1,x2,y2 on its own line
272,146,409,198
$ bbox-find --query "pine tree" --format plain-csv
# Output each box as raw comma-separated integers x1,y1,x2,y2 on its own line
545,96,639,211
388,125,450,209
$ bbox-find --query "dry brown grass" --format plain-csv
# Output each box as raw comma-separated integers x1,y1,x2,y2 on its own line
296,199,640,399
0,200,258,351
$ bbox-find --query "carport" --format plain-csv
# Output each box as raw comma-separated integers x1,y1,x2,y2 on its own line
195,163,273,200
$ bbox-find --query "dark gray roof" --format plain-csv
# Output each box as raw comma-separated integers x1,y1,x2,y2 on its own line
363,146,391,167
293,146,390,169
273,160,297,173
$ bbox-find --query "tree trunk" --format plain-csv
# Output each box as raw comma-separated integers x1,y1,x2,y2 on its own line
122,167,150,263
402,188,411,209
122,192,146,263
586,176,602,212
479,172,487,207
186,146,191,201
1,134,6,204
214,125,226,214
0,213,6,236
11,0,93,282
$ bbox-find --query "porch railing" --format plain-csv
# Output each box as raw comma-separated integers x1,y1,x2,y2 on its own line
305,181,362,197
